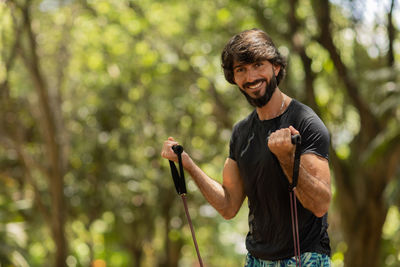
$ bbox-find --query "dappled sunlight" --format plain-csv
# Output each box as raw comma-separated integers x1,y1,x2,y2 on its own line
0,0,399,266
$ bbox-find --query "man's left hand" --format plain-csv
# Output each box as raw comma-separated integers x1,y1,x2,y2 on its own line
267,126,300,161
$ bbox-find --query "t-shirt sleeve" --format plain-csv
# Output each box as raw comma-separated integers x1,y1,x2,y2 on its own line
229,124,239,161
299,114,330,160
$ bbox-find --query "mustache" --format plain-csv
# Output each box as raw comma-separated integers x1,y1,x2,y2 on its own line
243,78,267,89
239,74,277,108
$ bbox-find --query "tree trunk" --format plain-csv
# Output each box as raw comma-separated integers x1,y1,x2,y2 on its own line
50,172,67,267
341,196,387,267
335,168,388,267
331,133,400,267
133,249,143,267
19,3,68,266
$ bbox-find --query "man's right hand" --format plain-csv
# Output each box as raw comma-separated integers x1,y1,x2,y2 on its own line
161,137,245,219
161,137,182,163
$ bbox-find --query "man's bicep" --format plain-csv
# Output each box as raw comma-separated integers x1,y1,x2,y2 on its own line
222,158,245,211
301,153,331,186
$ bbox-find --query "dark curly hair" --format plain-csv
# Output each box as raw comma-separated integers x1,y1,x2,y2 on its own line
221,28,287,85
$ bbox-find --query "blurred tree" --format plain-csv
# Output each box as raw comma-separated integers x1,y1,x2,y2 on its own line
0,0,399,267
250,0,400,266
1,0,70,266
311,1,400,267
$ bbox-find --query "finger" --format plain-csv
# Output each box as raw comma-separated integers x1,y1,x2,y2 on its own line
161,146,178,160
284,128,292,144
161,138,179,159
167,137,180,150
284,128,292,137
276,128,291,140
165,137,179,148
289,126,300,135
269,128,290,145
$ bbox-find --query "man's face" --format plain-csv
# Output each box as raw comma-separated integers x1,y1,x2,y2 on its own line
233,60,280,107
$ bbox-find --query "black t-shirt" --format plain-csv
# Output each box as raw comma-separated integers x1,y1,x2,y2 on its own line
229,99,331,260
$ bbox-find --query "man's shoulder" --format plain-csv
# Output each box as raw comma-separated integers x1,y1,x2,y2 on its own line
290,99,315,115
288,99,322,123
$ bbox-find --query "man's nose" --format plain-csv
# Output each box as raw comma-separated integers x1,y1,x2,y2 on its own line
245,69,258,83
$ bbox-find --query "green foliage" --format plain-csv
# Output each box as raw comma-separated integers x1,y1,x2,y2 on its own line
0,0,399,266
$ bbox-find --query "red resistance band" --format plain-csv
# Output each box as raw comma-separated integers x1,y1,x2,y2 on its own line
290,135,302,267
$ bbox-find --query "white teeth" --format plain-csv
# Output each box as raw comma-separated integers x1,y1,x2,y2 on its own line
248,81,262,89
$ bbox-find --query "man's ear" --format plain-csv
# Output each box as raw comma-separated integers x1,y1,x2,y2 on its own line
273,65,281,76
232,73,237,85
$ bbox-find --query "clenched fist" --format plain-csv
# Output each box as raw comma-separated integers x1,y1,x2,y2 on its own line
268,126,300,162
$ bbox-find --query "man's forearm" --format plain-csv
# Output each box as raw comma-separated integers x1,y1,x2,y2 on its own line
294,164,331,217
182,154,234,219
278,156,331,217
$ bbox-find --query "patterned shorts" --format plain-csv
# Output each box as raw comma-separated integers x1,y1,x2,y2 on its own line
244,252,331,267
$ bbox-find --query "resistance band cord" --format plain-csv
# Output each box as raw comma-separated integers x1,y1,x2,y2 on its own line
169,145,204,267
290,135,302,267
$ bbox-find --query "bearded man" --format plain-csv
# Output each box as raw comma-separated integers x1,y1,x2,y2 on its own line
161,28,332,267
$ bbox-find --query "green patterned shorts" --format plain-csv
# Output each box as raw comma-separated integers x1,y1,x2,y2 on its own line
244,252,331,267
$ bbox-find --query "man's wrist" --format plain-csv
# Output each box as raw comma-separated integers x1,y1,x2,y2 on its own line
278,153,294,183
182,152,194,170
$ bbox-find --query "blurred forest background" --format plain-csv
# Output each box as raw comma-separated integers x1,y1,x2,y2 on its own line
0,0,399,266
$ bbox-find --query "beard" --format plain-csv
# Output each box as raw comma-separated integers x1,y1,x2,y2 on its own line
239,73,278,108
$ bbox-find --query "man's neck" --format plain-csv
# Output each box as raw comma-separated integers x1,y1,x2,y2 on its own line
256,88,287,120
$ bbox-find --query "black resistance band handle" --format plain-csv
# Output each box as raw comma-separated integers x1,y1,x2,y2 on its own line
289,134,301,191
169,145,187,195
291,134,301,145
172,144,184,154
167,145,204,266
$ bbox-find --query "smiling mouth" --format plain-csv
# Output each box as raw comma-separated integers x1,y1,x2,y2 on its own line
246,80,265,91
